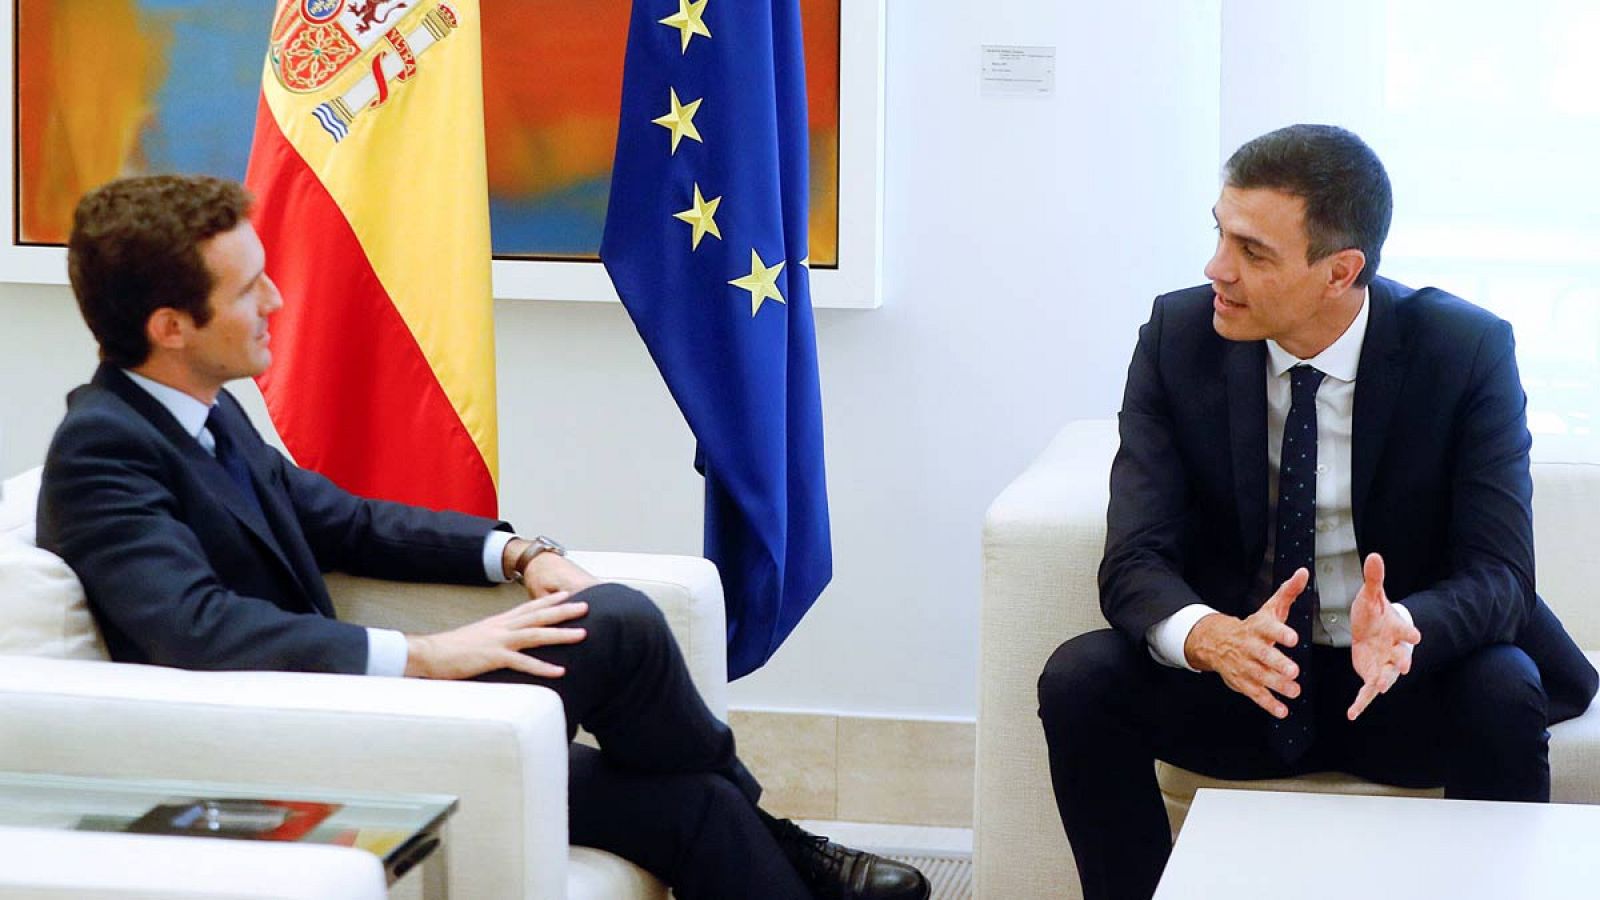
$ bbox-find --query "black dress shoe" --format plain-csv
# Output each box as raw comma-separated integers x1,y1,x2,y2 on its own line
761,813,932,900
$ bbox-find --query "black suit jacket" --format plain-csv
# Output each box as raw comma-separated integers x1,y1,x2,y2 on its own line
1100,277,1597,722
37,364,507,674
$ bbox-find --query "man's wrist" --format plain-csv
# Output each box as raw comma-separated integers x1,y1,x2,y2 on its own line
501,537,531,581
508,535,567,581
1183,613,1226,671
1146,603,1221,671
403,634,432,678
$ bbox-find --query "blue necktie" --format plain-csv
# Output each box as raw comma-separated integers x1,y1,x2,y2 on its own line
1269,365,1325,762
206,407,264,520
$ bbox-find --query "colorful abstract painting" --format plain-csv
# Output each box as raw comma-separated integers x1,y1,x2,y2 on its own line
13,0,841,266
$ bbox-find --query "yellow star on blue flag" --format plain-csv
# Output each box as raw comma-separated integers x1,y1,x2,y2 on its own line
658,0,712,53
728,250,786,316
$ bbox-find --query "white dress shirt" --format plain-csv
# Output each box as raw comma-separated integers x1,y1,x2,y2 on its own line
1146,290,1409,670
122,370,516,677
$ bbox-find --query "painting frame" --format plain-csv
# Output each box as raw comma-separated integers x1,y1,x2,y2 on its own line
0,0,884,309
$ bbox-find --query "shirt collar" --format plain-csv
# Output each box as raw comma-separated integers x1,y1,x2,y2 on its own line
122,369,213,441
1265,287,1369,383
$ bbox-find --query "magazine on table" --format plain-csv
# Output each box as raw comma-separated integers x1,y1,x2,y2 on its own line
122,798,340,842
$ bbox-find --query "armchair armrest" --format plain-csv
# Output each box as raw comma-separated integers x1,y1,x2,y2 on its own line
975,419,1118,900
0,656,570,899
0,827,386,899
327,550,729,719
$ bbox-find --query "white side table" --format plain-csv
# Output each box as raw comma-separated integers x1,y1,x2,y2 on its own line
1157,788,1600,899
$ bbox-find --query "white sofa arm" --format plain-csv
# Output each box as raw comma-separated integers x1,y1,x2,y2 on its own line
570,551,728,718
0,656,570,899
975,419,1118,900
0,826,387,899
327,551,729,719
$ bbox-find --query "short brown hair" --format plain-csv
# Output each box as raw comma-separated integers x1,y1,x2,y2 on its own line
1224,125,1392,287
67,175,253,368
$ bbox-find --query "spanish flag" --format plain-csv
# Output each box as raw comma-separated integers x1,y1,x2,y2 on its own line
244,0,497,516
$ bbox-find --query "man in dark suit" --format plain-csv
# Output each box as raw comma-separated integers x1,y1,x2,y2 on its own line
1037,125,1598,900
38,174,928,900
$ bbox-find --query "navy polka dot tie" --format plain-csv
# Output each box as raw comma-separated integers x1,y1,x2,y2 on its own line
1269,365,1324,763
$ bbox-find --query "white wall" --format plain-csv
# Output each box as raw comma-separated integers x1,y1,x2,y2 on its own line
1219,0,1385,156
0,283,102,469
0,0,1222,720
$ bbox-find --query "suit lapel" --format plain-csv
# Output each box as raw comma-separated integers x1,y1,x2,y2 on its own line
207,397,332,615
95,366,313,604
1352,280,1406,539
1225,340,1269,562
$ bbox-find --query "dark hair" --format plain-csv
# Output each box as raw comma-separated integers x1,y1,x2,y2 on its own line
1224,124,1391,287
67,175,253,368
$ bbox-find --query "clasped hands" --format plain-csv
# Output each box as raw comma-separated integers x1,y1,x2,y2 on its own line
405,543,601,680
1183,553,1422,720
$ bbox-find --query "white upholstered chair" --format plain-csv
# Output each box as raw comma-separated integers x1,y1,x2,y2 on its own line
0,464,729,899
974,419,1600,899
0,826,388,899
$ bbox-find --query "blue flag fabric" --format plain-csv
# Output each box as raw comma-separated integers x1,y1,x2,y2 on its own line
601,0,832,679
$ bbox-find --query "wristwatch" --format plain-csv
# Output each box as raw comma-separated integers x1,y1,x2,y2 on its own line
511,535,566,582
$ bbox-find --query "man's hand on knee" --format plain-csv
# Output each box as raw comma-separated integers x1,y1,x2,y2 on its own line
1183,568,1309,718
404,591,589,680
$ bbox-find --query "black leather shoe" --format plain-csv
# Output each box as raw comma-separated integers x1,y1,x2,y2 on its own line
762,813,931,900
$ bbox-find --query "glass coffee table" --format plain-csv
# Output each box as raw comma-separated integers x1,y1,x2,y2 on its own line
0,771,457,893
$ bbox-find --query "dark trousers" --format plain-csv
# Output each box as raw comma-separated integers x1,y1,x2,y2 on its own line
1037,629,1551,900
477,583,808,899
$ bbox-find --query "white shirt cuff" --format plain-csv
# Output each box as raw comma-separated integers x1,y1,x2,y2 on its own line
483,530,517,583
1146,603,1220,671
364,627,409,677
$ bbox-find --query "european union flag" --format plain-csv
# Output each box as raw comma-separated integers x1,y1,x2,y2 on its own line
601,0,831,679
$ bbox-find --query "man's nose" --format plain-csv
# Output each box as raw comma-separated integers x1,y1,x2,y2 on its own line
1204,246,1233,284
262,277,284,314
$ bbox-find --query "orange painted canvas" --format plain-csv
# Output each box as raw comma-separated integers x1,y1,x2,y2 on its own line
12,0,844,264
13,0,842,266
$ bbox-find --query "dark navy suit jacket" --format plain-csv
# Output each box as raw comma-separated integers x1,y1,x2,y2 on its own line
37,364,507,674
1099,277,1597,722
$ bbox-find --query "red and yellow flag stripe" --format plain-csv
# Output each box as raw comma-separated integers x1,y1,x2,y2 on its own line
246,1,496,515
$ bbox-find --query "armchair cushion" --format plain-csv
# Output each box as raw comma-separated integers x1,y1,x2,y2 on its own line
0,466,41,540
0,532,107,660
1,466,107,661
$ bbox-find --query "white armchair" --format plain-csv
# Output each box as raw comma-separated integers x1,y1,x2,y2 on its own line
974,419,1600,899
0,826,388,899
0,465,729,899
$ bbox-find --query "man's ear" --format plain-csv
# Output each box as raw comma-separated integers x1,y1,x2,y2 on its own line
144,307,192,352
1325,248,1367,295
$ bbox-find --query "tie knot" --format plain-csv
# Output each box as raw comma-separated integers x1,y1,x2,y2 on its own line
205,406,230,454
1290,365,1326,397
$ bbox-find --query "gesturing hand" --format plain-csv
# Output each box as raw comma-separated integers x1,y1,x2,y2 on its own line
405,591,589,680
1184,568,1310,719
1347,552,1422,720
